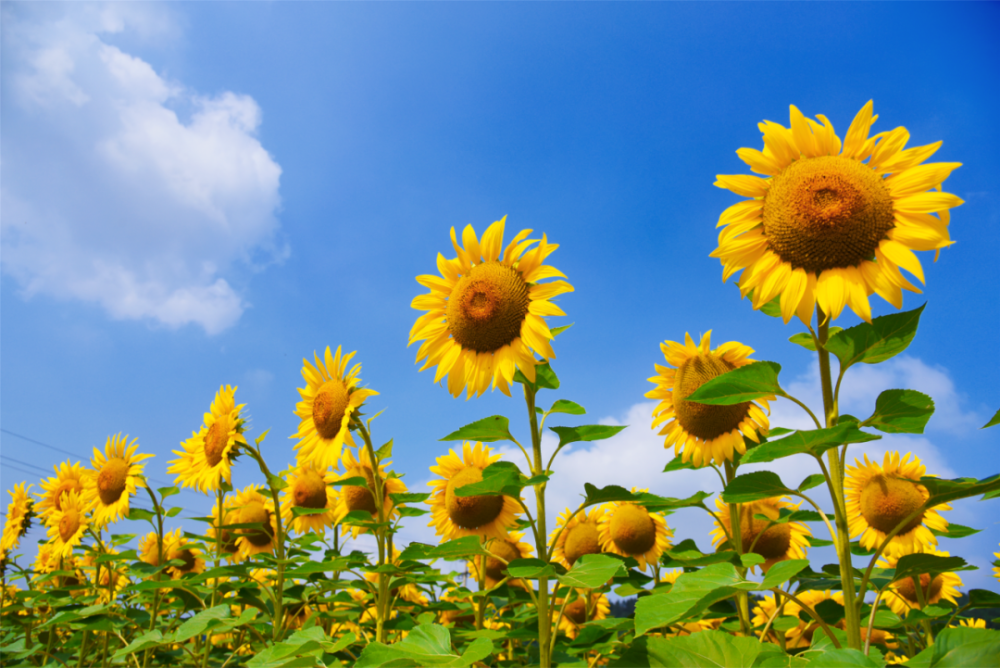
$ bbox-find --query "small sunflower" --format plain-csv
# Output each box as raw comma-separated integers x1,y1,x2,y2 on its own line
331,446,407,539
233,485,278,558
163,529,206,580
36,461,86,519
280,461,337,536
596,491,673,571
427,442,522,542
647,332,771,467
878,549,963,617
710,496,811,572
550,507,605,569
206,496,243,562
752,589,837,649
169,385,247,494
661,569,684,586
846,451,949,557
34,543,59,574
45,490,90,558
138,531,170,567
556,591,610,640
470,532,534,589
292,346,378,471
1,482,35,556
994,543,999,583
82,434,151,527
712,101,962,324
957,618,987,629
409,217,573,398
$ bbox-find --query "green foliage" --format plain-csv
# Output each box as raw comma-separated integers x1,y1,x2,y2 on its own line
983,408,1000,429
612,631,783,667
824,304,925,368
905,627,1000,667
547,399,586,415
684,361,783,405
722,471,791,503
556,554,624,589
549,424,627,448
356,624,493,667
514,361,560,390
864,389,935,434
440,415,515,443
741,422,880,464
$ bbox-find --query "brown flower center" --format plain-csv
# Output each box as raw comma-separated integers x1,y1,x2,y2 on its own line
739,503,792,560
239,501,275,547
445,467,504,530
860,475,925,534
483,539,521,581
312,379,351,440
293,469,329,510
565,599,588,625
53,481,81,511
169,548,197,574
97,458,129,506
564,521,602,566
204,417,231,467
59,508,81,542
896,573,944,606
343,467,378,515
446,262,530,353
673,354,751,441
763,155,894,273
610,504,656,556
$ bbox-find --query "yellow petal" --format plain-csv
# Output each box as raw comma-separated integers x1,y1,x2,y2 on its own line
480,217,506,263
789,105,820,158
736,147,781,175
714,174,770,198
780,268,808,324
878,239,925,284
893,191,964,214
842,100,875,159
461,225,482,264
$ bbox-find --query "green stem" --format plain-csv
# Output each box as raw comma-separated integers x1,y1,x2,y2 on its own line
202,488,225,668
357,420,391,644
525,384,551,668
76,630,89,668
245,442,287,643
724,461,751,637
142,486,166,668
911,573,935,646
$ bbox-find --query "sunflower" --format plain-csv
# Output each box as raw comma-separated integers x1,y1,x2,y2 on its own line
138,531,170,567
846,451,949,557
81,549,128,602
878,549,963,617
82,434,151,527
438,589,476,627
712,101,962,324
36,461,86,520
427,442,522,542
280,461,338,536
752,589,837,649
831,592,897,648
163,528,206,579
331,446,407,539
34,543,59,574
957,618,987,629
556,591,610,640
45,490,90,558
206,496,244,562
647,331,771,467
292,346,378,471
550,507,605,569
1,483,35,556
409,217,573,398
709,495,811,572
233,485,278,558
661,569,684,586
596,491,673,571
169,385,247,494
994,543,999,583
470,532,534,589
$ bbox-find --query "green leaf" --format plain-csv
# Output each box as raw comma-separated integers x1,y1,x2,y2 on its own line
453,461,525,497
165,507,182,518
549,424,627,448
893,554,969,583
583,483,639,506
355,624,493,667
637,490,712,512
375,439,393,460
798,474,826,492
740,422,880,464
329,476,368,488
291,506,331,517
548,399,586,416
982,408,1000,429
514,362,560,390
663,456,697,473
759,560,809,590
685,362,782,405
920,474,1000,508
389,492,431,504
505,558,559,580
158,486,180,499
812,599,846,625
396,507,429,518
127,508,155,522
968,589,1000,609
398,536,485,562
930,523,981,539
440,416,514,443
661,539,738,568
741,553,765,568
634,563,753,635
824,304,925,369
255,429,270,446
246,626,343,668
551,323,574,337
112,630,164,659
865,389,935,434
611,630,777,667
805,648,883,667
807,536,835,547
267,473,288,491
171,604,231,643
722,471,791,504
788,328,842,352
905,627,1000,668
557,554,624,589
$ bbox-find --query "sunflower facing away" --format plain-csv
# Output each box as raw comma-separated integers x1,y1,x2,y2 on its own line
710,495,811,572
647,331,771,467
36,461,86,520
878,549,963,617
556,591,610,640
409,217,574,398
428,441,522,542
550,507,605,569
596,491,673,572
169,385,247,494
331,445,406,538
292,346,378,471
1,483,35,557
45,490,91,558
233,485,278,558
470,532,534,589
845,451,949,557
712,101,962,324
82,434,151,528
280,460,338,536
752,589,837,649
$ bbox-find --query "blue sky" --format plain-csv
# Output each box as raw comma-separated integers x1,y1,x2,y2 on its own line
2,2,999,590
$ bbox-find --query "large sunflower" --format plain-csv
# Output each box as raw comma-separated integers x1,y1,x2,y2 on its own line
36,461,86,521
709,495,811,572
846,451,949,557
280,460,338,536
470,532,534,589
878,549,963,617
712,101,962,324
331,445,406,539
596,491,673,572
233,485,278,558
556,591,610,640
292,346,378,471
1,483,35,556
45,490,90,558
647,331,771,467
409,217,573,398
550,507,605,569
82,434,151,527
427,442,522,542
752,589,837,649
169,385,247,494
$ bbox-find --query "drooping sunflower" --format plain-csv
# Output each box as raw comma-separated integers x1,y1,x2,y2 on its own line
409,217,574,398
163,528,206,579
233,485,278,558
596,491,673,571
427,442,522,542
710,495,812,572
647,331,771,467
45,490,90,558
169,385,247,494
752,589,837,649
292,346,378,471
1,483,35,556
556,591,610,640
470,532,534,590
712,101,962,324
845,451,949,557
206,496,243,562
82,434,151,527
878,549,963,617
331,445,407,538
280,461,338,536
36,461,86,520
550,507,605,569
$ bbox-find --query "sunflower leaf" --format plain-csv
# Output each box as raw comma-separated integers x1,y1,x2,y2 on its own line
390,492,430,505
547,400,586,416
398,536,486,562
663,456,697,473
290,506,330,517
739,422,880,464
798,474,826,492
128,507,155,522
661,539,739,568
514,362,560,391
158,486,180,499
329,476,368,488
892,554,970,584
375,439,393,459
550,424,627,448
557,554,624,589
505,558,560,579
864,389,935,434
824,303,925,369
759,559,809,590
684,361,782,405
904,627,1000,668
440,416,515,443
583,483,639,506
355,624,493,668
930,523,981,539
612,630,778,668
788,328,843,351
453,461,525,497
982,408,1000,429
633,563,754,635
551,323,574,337
722,471,791,503
968,589,1000,609
920,474,1000,508
395,506,429,518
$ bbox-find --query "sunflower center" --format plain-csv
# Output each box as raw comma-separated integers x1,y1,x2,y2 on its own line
239,502,275,547
673,354,751,441
170,548,197,574
445,467,504,529
610,504,656,556
54,481,80,511
564,521,602,566
763,155,895,273
59,508,81,542
217,518,240,554
344,467,379,515
313,380,351,440
293,469,328,509
740,505,792,560
484,539,521,581
97,458,129,506
565,599,588,625
860,475,925,534
204,417,231,467
896,573,943,605
446,262,530,353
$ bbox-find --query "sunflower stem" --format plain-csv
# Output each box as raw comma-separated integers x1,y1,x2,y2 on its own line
245,441,287,644
141,485,165,668
201,488,225,668
911,572,935,646
724,461,751,637
357,420,391,645
524,384,552,668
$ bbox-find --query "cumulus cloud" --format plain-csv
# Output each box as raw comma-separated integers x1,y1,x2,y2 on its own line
1,3,284,334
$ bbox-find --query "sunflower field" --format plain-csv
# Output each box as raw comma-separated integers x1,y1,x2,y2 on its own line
3,102,1000,667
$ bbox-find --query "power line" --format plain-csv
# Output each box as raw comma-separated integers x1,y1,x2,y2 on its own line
1,455,51,476
1,462,48,480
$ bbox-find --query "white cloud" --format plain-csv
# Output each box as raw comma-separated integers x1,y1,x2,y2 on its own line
1,3,285,334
